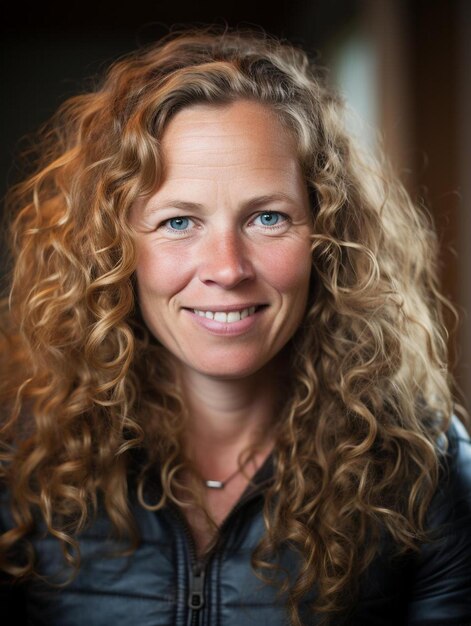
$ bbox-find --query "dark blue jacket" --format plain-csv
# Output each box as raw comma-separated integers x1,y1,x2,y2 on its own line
1,415,471,625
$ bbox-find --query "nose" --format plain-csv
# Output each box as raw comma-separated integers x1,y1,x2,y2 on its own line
198,229,255,288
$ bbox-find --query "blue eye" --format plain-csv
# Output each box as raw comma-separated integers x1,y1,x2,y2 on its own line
167,217,190,231
255,211,285,227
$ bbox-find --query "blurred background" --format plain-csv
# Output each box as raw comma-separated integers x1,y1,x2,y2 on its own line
1,0,469,407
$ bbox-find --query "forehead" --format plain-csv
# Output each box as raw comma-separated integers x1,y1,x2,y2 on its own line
133,100,309,217
159,99,300,173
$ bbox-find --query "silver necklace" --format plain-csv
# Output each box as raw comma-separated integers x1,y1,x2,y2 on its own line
203,455,255,489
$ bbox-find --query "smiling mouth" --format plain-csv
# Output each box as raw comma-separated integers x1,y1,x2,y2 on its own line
188,305,267,323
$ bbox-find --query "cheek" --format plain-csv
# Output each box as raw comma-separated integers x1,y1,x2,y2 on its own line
135,244,193,299
260,241,312,293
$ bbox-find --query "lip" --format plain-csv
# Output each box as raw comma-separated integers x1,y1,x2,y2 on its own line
183,305,267,336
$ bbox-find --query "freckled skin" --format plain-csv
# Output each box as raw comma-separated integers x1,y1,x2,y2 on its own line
130,100,313,382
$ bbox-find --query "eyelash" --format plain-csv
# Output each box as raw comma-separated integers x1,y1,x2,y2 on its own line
160,211,289,235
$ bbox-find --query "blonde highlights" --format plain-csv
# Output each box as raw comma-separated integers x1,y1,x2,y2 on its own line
0,26,458,624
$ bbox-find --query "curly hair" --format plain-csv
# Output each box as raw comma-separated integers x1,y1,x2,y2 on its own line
0,25,460,625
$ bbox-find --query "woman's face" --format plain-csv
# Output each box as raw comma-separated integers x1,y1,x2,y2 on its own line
130,99,312,380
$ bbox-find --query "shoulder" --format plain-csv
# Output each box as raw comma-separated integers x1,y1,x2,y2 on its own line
428,414,471,530
401,415,471,625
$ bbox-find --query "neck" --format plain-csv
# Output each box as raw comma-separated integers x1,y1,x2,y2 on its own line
178,360,283,474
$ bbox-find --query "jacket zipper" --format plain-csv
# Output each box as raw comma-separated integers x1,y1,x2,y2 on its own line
168,506,202,625
188,561,205,626
168,476,274,626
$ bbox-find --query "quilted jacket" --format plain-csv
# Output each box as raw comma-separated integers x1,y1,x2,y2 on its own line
1,415,471,626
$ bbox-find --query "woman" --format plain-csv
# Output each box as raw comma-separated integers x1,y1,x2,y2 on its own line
1,26,470,626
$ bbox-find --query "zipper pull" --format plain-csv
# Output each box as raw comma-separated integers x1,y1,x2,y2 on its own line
188,564,205,610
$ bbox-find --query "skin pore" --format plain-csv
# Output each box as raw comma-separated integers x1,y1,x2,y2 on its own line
130,100,313,550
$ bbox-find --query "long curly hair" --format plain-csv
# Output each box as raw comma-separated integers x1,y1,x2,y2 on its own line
0,25,460,625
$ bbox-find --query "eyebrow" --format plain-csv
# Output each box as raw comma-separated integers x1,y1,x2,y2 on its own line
145,192,299,215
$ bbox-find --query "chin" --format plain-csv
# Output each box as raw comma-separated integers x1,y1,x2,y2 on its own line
187,356,273,380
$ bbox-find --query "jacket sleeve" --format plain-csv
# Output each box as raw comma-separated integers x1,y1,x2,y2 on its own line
405,415,471,626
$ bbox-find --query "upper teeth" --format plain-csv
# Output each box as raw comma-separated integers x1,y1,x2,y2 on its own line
193,306,257,323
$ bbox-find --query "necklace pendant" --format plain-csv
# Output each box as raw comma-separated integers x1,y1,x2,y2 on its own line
205,479,224,489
